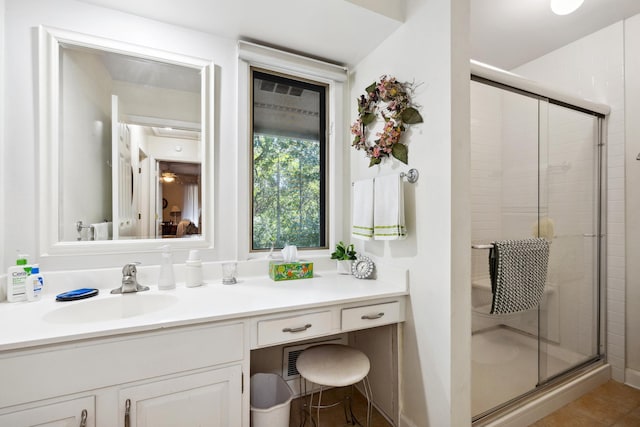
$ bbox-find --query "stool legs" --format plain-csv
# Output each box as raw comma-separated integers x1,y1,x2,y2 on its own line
345,377,372,427
363,376,373,427
298,376,316,427
298,376,372,427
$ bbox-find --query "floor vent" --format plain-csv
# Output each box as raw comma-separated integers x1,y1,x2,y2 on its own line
282,337,346,381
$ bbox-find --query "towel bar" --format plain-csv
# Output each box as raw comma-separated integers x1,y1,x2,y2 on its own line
472,244,494,249
472,239,553,249
351,168,419,186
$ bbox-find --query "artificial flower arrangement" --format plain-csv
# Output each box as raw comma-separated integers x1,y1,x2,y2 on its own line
351,75,423,167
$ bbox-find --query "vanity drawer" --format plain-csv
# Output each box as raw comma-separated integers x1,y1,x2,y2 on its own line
257,311,332,346
341,301,400,331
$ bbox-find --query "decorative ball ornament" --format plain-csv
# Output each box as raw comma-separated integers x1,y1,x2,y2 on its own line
352,256,375,279
351,75,423,167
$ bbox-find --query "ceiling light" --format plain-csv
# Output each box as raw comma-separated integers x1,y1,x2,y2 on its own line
550,0,584,15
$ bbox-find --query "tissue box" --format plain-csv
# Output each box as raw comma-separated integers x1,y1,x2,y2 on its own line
269,261,314,281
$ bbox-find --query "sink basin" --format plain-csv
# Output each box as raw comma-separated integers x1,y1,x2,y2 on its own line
43,293,178,323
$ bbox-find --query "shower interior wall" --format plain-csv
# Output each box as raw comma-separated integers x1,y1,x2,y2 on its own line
471,82,599,353
470,77,603,417
470,82,543,338
513,20,627,382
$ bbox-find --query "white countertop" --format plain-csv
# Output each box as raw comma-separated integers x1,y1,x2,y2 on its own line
0,267,408,352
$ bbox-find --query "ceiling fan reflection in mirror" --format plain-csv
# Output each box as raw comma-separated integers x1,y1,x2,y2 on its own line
161,172,177,183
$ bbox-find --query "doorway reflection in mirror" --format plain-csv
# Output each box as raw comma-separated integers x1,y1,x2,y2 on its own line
160,161,201,239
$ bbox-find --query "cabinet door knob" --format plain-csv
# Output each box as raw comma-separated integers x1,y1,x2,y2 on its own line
125,399,131,427
282,324,312,333
361,312,385,320
79,409,88,427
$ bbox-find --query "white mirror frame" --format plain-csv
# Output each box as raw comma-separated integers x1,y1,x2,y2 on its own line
38,26,215,256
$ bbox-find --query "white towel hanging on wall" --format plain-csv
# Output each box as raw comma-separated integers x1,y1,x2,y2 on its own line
373,174,406,240
91,222,112,240
351,179,374,240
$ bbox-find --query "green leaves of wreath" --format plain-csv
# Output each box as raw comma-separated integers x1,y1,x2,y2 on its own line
351,75,423,167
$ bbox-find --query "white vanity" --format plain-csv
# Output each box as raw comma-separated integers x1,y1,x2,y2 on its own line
0,264,407,427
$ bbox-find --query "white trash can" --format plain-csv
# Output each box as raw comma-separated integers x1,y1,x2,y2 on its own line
250,373,293,427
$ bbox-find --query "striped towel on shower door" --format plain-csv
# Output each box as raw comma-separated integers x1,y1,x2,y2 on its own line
489,238,550,315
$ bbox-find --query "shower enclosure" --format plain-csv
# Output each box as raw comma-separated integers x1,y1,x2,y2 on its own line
470,66,607,421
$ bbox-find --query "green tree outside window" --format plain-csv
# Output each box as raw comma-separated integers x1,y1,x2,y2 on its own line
253,134,321,249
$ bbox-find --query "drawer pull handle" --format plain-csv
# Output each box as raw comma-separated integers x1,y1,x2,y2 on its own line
79,409,88,427
361,312,385,320
282,324,312,333
125,398,131,427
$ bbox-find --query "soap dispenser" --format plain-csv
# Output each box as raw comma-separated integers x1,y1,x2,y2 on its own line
158,245,176,290
185,249,203,288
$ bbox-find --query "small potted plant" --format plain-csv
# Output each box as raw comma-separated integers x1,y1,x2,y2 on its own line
331,241,357,275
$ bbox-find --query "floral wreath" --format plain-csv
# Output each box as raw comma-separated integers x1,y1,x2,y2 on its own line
351,75,423,167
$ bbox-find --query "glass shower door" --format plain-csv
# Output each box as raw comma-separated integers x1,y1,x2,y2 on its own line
537,102,602,383
471,78,604,420
470,80,543,417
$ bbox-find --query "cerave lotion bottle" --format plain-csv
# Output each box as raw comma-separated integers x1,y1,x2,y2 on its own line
7,254,32,302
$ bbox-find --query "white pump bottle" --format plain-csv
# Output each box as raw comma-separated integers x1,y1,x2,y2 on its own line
157,245,176,290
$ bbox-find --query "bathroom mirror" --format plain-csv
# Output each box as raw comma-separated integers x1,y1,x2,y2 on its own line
38,26,214,254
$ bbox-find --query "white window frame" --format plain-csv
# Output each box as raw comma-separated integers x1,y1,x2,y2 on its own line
237,41,348,260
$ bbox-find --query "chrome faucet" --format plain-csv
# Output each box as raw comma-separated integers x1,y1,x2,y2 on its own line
111,263,150,294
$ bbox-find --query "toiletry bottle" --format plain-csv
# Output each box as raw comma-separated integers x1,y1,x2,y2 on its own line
7,253,32,302
158,245,176,290
25,265,44,301
185,249,203,288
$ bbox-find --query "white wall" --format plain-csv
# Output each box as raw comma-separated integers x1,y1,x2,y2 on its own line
145,135,200,163
0,0,6,298
470,81,502,279
624,14,640,383
3,0,238,270
349,0,470,425
114,80,200,124
60,48,112,241
514,22,626,381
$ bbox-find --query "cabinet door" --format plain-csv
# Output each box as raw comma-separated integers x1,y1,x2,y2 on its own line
119,365,242,427
0,396,94,427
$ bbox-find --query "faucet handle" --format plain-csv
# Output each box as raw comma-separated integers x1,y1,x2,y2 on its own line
122,262,140,277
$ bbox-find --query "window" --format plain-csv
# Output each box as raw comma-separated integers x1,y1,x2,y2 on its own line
251,69,327,251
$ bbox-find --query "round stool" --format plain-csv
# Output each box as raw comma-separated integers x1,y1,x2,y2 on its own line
296,344,373,427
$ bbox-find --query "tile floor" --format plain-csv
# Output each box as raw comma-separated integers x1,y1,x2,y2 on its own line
289,387,392,427
531,380,640,426
287,379,640,426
